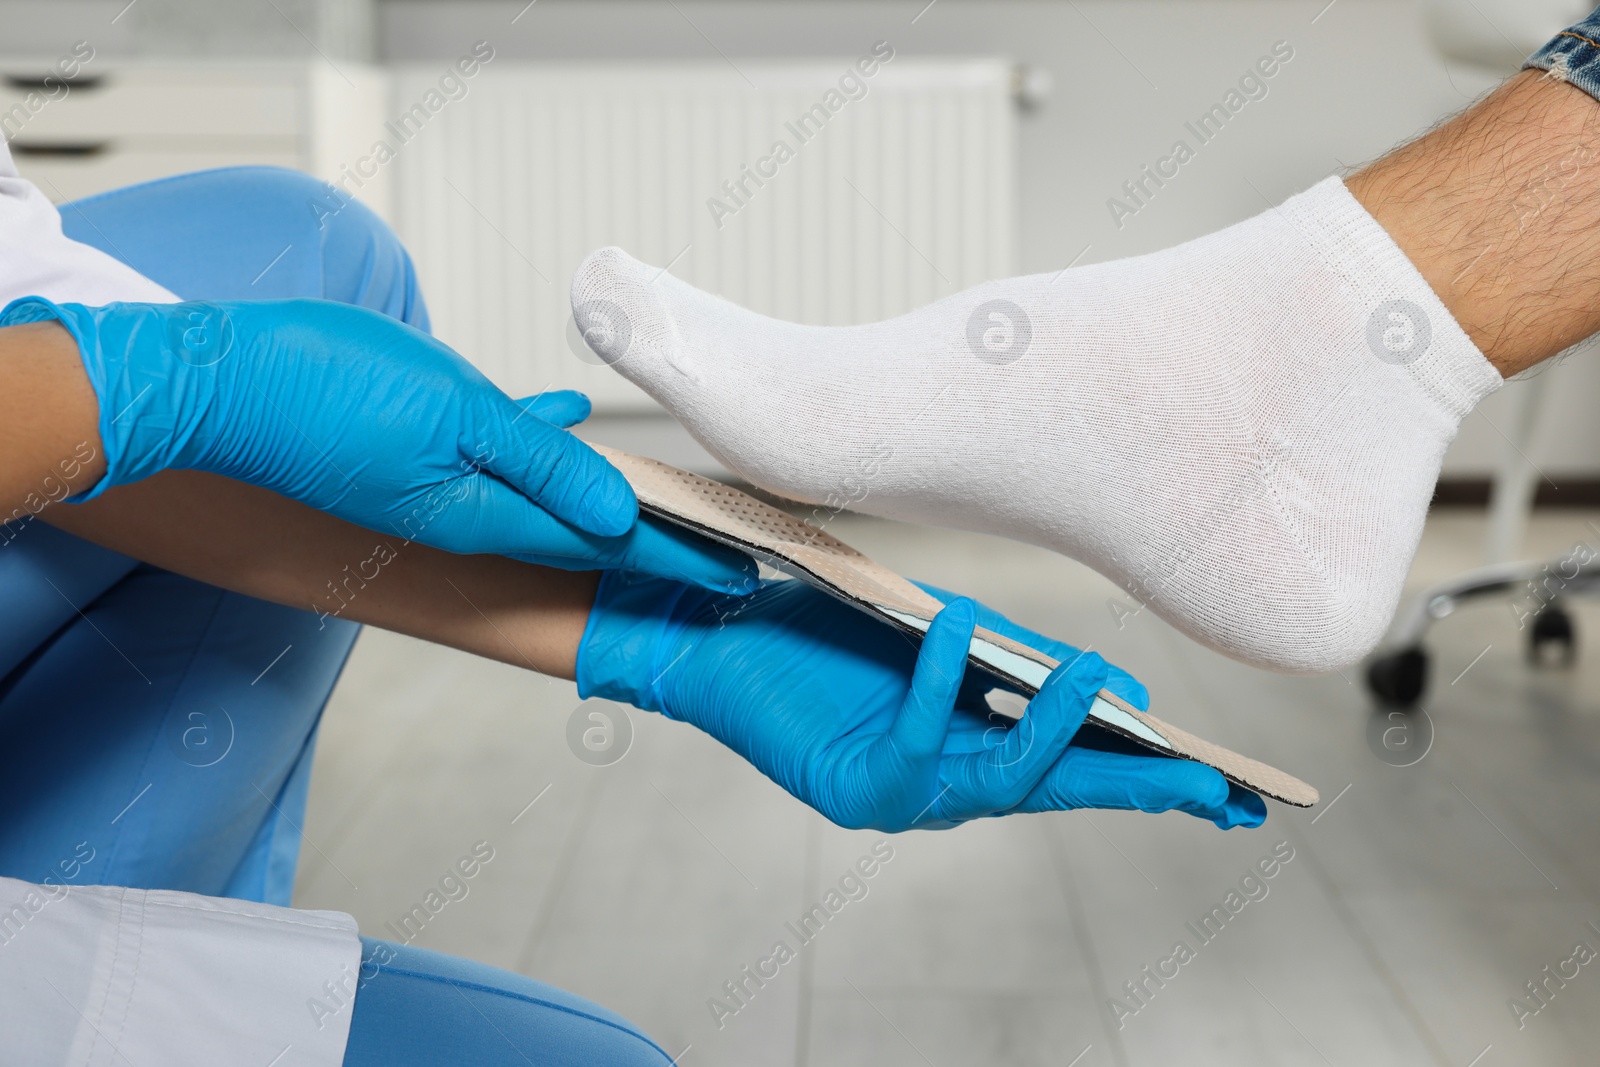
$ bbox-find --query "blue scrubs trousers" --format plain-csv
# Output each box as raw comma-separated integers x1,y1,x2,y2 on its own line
0,168,670,1066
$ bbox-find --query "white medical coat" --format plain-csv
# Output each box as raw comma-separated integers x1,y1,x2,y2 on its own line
0,142,361,1067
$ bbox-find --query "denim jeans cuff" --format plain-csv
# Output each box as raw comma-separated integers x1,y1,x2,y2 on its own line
1525,15,1600,105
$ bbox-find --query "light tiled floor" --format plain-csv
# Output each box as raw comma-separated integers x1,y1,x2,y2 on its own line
295,507,1600,1067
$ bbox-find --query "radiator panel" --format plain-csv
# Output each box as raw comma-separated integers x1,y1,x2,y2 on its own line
391,60,1017,409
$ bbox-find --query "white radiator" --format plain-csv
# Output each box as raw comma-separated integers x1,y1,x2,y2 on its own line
389,59,1017,409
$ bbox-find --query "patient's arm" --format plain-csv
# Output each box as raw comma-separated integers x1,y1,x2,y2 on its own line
42,470,597,679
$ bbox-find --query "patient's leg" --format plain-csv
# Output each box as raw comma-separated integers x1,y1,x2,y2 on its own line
570,53,1600,675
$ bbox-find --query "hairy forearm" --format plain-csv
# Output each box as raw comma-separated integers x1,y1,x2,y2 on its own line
43,471,598,679
1348,69,1600,375
0,322,107,512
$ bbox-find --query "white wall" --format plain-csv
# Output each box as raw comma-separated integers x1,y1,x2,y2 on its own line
0,0,375,60
5,0,1598,477
379,0,1600,480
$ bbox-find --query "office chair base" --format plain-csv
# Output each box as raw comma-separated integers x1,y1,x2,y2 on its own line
1364,559,1597,707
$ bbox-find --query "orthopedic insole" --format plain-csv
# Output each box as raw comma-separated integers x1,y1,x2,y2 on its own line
594,445,1319,809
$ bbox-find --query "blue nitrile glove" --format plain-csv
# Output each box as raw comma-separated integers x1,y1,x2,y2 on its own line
502,389,757,585
2,297,754,592
915,581,1267,827
578,572,1266,831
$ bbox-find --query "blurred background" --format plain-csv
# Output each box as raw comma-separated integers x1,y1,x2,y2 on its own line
7,1,1600,1064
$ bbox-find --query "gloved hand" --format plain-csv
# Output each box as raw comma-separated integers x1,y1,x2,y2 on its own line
914,581,1266,824
501,389,758,584
1,297,754,591
579,572,1266,831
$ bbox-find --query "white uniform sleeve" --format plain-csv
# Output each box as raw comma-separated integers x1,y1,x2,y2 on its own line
0,140,178,306
0,876,361,1067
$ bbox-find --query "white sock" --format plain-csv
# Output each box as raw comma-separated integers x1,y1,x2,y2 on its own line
571,177,1502,672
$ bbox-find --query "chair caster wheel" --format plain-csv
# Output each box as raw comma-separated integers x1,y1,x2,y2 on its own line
1366,647,1429,707
1530,604,1576,667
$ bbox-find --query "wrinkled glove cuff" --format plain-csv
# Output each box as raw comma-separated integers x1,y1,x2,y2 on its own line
576,569,699,714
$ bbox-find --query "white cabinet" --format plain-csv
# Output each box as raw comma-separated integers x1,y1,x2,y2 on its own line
0,60,390,219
